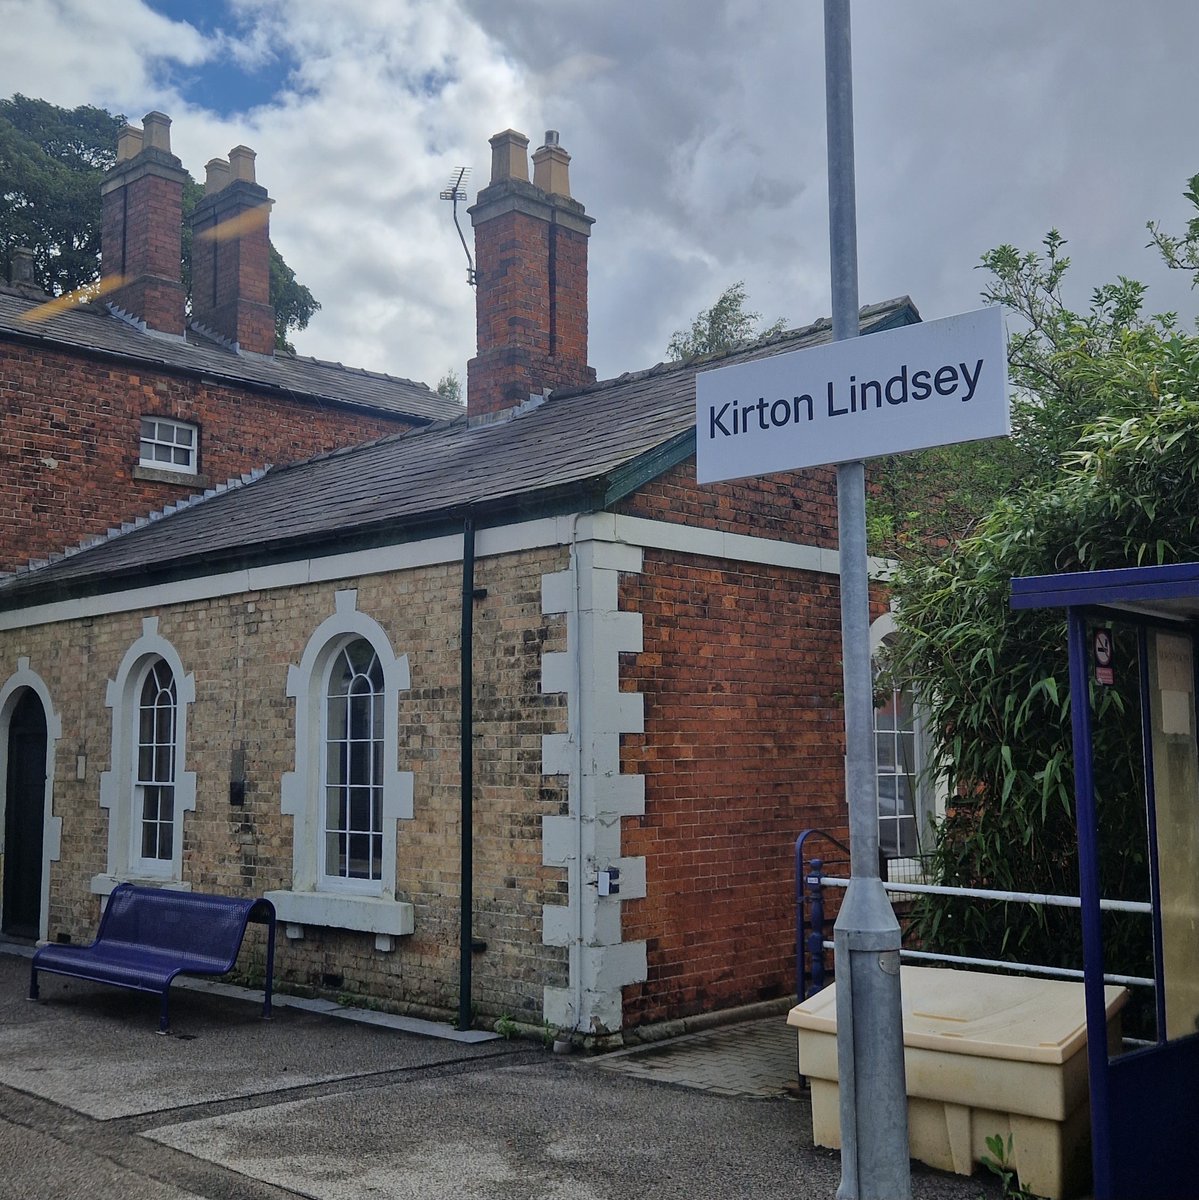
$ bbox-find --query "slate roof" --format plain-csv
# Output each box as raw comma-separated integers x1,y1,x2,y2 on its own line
0,288,457,423
0,297,919,609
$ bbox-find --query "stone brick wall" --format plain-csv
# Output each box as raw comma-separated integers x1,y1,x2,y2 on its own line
0,543,569,1023
0,340,415,573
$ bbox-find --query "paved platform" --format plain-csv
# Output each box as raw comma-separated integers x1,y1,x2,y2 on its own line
0,947,1000,1199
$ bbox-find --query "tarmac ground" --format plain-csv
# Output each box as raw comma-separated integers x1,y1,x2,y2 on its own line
0,948,1002,1200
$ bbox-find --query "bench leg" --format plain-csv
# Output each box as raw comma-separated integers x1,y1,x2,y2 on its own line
159,989,170,1034
28,965,39,1001
261,915,276,1021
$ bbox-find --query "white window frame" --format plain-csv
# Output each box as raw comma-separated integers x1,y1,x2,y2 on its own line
271,591,414,944
131,658,178,877
139,416,198,474
869,613,938,877
95,618,196,893
319,639,386,894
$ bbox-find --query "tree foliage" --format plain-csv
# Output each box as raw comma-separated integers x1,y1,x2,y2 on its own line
0,94,318,350
435,369,461,404
887,195,1199,984
0,95,118,296
666,280,786,360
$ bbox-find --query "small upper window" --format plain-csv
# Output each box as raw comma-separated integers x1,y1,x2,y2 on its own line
139,417,197,474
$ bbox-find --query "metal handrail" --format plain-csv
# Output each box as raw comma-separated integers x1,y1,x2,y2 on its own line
795,827,1155,1001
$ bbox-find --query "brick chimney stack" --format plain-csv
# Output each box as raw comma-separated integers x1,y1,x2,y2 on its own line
100,111,188,335
467,128,595,420
189,145,276,355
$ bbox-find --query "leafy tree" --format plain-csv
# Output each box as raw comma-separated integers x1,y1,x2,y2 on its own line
666,280,785,360
0,94,318,350
435,369,461,404
0,95,118,297
886,200,1199,990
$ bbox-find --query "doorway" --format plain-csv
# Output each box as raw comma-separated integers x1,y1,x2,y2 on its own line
3,689,47,939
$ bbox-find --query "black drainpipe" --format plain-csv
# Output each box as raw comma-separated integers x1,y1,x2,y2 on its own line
457,513,476,1031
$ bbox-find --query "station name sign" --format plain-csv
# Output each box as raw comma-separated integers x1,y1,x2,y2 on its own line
695,305,1009,484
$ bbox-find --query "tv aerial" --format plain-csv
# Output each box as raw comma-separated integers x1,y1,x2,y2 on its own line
440,167,476,288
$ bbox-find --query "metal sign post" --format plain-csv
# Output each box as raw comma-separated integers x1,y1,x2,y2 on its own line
824,3,911,1197
692,8,1008,1194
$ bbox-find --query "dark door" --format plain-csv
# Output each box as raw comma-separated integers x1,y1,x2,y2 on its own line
2,690,47,939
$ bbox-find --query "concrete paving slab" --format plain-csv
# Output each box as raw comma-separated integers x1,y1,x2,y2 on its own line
0,956,516,1120
145,1058,998,1200
0,1113,204,1200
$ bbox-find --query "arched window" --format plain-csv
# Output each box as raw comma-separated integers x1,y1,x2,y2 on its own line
322,640,384,886
97,618,196,892
134,659,177,867
271,591,414,946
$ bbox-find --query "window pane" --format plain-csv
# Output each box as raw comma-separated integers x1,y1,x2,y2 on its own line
176,426,194,447
327,742,345,786
879,820,900,857
349,691,371,740
140,418,156,439
897,731,916,775
878,776,897,817
898,816,919,857
895,774,913,817
875,733,896,773
325,830,345,876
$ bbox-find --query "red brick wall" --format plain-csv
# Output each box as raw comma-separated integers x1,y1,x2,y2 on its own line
467,203,594,420
101,169,187,336
192,183,275,354
614,458,889,1026
0,340,416,572
613,458,842,548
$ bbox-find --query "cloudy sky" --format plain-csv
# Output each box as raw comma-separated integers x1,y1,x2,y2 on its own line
6,0,1199,390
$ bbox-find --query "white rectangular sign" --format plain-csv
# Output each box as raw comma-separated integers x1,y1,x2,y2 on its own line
695,305,1009,484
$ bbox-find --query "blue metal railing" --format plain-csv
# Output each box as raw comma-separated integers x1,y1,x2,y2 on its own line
794,828,849,1001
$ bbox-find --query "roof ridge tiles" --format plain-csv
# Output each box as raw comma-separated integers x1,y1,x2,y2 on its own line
284,351,437,393
10,466,271,581
545,295,916,404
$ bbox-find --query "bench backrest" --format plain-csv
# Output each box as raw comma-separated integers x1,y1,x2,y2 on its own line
98,884,271,970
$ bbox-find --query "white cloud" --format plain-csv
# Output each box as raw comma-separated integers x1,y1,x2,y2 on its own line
6,0,1199,389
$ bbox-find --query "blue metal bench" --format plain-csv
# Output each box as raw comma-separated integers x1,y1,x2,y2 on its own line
29,883,276,1033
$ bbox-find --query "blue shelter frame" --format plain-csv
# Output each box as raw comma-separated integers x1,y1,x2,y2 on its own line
1012,562,1199,1200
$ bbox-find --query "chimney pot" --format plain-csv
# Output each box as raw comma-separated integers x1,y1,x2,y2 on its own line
141,111,173,153
488,129,530,184
204,158,232,194
116,125,144,162
532,134,572,199
228,145,257,184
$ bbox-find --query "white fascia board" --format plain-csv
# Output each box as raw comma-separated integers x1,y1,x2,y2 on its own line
0,512,893,631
